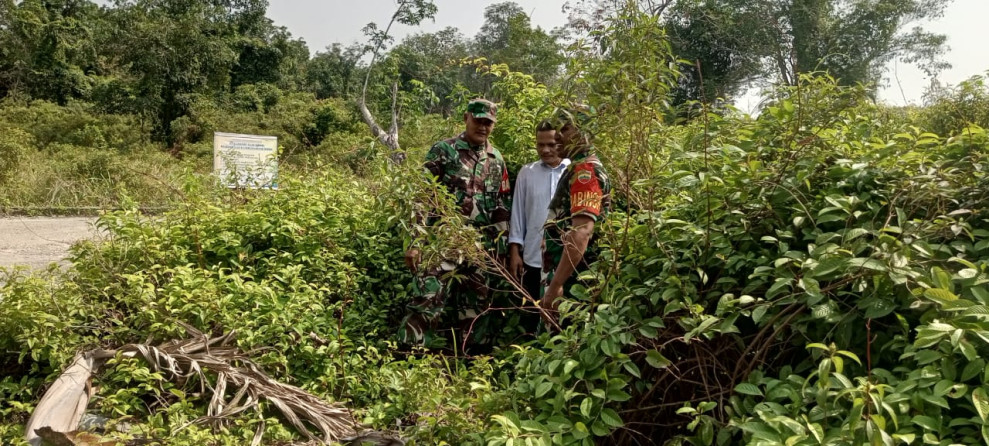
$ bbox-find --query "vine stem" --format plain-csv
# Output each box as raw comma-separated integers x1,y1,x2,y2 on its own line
695,59,713,259
865,317,873,424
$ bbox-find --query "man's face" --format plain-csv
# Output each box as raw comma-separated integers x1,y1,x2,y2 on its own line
555,122,582,157
464,113,495,146
536,130,562,166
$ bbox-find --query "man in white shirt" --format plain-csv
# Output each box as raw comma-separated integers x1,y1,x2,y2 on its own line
508,120,570,300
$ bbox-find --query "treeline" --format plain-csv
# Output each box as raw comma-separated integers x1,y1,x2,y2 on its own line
0,0,984,210
0,0,567,208
0,0,561,145
0,0,961,145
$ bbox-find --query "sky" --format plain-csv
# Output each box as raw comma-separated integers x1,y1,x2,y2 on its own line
267,0,989,109
267,0,570,50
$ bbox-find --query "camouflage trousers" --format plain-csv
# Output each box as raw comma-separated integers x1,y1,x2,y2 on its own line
398,260,493,349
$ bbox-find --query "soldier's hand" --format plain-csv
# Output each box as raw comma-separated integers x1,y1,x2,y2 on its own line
404,248,421,273
539,285,563,330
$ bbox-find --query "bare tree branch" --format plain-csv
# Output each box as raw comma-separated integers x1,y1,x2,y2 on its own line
356,0,436,163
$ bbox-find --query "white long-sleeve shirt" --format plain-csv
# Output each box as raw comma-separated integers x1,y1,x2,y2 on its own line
508,159,570,267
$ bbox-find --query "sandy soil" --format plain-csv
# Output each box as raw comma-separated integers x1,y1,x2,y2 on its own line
0,217,99,270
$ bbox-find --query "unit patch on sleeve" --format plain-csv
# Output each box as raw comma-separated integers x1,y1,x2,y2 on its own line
569,164,602,216
576,169,593,184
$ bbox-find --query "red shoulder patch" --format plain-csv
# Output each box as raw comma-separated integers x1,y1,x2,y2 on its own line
570,163,602,216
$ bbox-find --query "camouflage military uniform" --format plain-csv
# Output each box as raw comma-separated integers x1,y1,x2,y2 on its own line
400,132,512,348
542,149,612,294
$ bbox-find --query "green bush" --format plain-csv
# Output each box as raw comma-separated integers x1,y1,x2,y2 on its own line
4,9,989,445
0,162,500,444
0,127,31,185
920,72,989,136
0,99,148,151
478,72,989,445
171,88,364,161
5,76,989,445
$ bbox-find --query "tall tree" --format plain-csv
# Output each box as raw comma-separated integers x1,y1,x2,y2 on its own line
101,0,269,141
686,0,951,95
389,27,471,115
473,2,563,86
0,0,102,104
230,22,310,91
560,0,674,40
306,43,364,100
567,0,952,102
663,0,769,104
356,0,438,162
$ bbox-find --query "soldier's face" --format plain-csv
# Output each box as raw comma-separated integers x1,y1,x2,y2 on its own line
464,113,495,146
536,130,562,166
555,122,582,156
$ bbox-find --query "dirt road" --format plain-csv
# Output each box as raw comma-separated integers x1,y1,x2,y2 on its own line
0,217,99,270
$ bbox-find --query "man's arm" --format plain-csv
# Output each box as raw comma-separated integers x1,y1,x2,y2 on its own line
508,167,528,278
540,160,608,325
542,214,594,309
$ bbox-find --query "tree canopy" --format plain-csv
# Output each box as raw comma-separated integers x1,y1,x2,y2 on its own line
567,0,952,103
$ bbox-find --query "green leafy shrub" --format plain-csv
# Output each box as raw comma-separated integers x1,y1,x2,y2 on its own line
0,127,31,185
481,44,989,444
0,99,148,151
170,88,365,162
0,99,193,210
921,72,989,136
1,161,501,444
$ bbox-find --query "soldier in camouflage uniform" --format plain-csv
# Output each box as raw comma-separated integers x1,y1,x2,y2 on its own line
400,98,512,347
541,105,612,327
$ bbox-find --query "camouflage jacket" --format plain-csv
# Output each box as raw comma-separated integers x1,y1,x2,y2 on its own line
422,133,511,251
542,149,612,271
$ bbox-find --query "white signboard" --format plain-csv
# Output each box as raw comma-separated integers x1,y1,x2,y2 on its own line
213,132,278,189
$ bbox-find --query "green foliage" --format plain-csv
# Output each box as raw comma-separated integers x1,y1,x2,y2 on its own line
664,0,764,104
474,2,563,88
0,159,507,444
388,27,472,116
307,43,364,100
609,0,953,102
0,100,186,210
170,87,361,159
4,65,989,446
0,0,102,104
0,99,147,151
339,346,502,444
0,127,30,184
482,49,989,445
99,0,280,140
921,72,989,136
482,62,552,171
4,2,989,445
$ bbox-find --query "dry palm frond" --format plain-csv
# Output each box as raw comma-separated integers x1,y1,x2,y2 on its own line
25,354,97,446
27,323,361,446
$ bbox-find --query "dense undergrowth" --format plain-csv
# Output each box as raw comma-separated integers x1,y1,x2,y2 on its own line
4,7,989,446
2,76,989,445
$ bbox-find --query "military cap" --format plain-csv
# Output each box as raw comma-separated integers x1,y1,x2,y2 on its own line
467,98,498,122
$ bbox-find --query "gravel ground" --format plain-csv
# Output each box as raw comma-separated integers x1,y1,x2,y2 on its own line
0,217,99,270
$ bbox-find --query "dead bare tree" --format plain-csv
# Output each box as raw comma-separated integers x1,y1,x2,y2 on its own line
357,0,438,164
